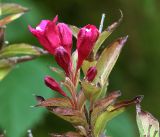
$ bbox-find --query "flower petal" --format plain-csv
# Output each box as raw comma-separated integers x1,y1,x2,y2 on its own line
45,19,60,50
36,20,50,32
57,23,72,54
28,25,55,54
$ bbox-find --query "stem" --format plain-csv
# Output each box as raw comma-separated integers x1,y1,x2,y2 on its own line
62,81,77,109
99,13,106,33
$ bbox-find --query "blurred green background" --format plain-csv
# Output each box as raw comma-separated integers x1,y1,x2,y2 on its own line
0,0,160,137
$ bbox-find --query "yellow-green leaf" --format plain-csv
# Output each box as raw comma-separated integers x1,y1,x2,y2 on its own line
0,13,24,26
136,104,159,137
0,3,28,16
69,25,79,38
94,106,125,137
93,11,123,57
81,80,101,100
91,91,121,125
0,66,12,80
94,36,128,86
0,43,46,58
0,58,14,80
72,50,78,73
0,56,37,80
93,95,143,137
0,3,28,26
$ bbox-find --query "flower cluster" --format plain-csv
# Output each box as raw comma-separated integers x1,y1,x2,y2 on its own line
29,15,147,137
29,16,99,98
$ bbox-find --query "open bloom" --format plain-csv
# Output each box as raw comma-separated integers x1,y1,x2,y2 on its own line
76,24,99,70
29,16,72,55
44,76,67,96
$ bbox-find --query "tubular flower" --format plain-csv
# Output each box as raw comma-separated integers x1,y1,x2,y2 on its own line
76,24,99,70
54,46,72,76
29,16,72,55
44,76,67,97
86,66,97,82
57,23,72,54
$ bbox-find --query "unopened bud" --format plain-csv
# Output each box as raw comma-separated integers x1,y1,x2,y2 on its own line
86,66,97,82
54,46,72,76
44,76,67,96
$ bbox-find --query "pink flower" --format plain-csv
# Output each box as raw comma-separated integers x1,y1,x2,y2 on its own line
44,76,67,97
76,24,99,70
57,23,72,54
86,66,97,82
54,46,72,77
29,16,72,55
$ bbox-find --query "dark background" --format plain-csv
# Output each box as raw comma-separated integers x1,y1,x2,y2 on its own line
0,0,160,137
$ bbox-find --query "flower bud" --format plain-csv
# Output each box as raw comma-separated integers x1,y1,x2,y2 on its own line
86,66,97,82
57,23,72,54
76,24,99,70
44,76,67,96
54,46,72,76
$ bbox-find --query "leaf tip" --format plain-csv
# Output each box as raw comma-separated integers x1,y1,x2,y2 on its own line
34,95,45,106
119,35,128,46
134,95,144,104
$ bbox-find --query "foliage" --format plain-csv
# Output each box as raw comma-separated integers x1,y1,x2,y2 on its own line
0,3,51,137
0,3,47,80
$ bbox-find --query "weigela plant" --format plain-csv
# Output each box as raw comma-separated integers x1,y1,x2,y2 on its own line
29,14,159,137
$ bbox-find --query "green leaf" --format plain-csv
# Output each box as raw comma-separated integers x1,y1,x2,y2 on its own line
0,43,47,59
93,95,143,137
81,80,101,100
0,43,47,80
93,10,123,57
0,59,14,80
0,56,39,80
136,104,159,137
0,13,25,26
69,25,79,38
72,50,78,73
94,36,128,86
94,106,125,137
0,66,12,80
91,91,121,125
0,3,28,26
0,3,28,16
0,57,55,137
